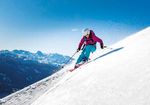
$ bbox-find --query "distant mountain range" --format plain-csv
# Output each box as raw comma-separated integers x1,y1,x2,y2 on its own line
0,50,72,98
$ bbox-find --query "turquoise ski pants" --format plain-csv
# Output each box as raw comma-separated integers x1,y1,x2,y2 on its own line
76,45,96,64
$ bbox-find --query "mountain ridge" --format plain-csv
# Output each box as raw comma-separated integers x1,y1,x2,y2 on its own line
0,50,72,98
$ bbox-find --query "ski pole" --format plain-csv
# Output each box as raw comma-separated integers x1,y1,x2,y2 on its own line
104,46,113,50
61,51,77,68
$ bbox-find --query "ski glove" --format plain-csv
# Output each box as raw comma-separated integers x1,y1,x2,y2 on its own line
77,48,80,52
100,44,104,49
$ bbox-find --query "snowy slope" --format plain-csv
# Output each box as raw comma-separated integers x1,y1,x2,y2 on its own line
0,65,72,105
31,27,150,105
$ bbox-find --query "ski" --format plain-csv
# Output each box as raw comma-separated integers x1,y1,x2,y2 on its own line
68,61,89,72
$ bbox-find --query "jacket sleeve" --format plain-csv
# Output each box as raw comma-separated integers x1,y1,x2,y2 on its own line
92,31,104,49
78,37,84,50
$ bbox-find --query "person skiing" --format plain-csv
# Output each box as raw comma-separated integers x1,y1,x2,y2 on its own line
75,28,104,68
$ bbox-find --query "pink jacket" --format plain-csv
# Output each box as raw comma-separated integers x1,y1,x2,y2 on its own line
78,30,104,50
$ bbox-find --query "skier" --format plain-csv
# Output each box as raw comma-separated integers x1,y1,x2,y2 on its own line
74,28,104,68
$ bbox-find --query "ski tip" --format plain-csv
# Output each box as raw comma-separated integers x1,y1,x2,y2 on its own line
68,69,75,72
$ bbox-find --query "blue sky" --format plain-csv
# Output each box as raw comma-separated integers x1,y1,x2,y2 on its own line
0,0,150,55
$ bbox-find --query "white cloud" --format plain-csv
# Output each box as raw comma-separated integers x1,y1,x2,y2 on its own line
71,28,79,32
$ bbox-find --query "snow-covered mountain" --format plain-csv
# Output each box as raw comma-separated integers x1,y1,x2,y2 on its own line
0,50,71,66
0,50,72,98
1,27,150,105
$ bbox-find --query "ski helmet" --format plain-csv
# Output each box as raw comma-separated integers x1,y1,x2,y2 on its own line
82,28,90,36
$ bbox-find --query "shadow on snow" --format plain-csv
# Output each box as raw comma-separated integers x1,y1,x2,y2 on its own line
92,47,124,61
